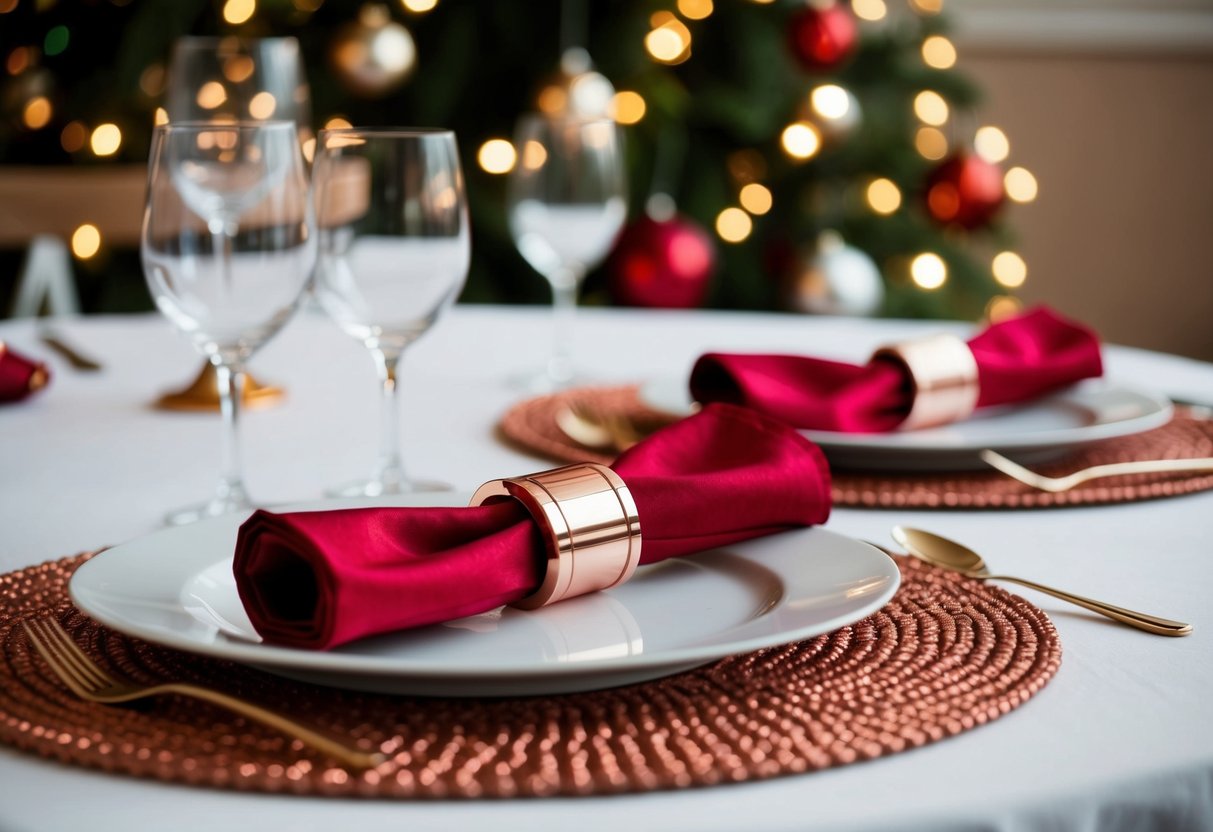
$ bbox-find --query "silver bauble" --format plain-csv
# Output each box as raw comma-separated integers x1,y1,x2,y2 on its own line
790,231,885,316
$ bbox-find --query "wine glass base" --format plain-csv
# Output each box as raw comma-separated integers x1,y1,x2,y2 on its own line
164,494,256,526
326,478,452,498
509,367,592,394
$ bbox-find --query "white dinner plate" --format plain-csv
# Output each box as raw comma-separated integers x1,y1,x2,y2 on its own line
640,378,1173,471
69,495,899,697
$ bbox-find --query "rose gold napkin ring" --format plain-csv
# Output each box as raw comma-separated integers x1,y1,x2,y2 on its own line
470,463,642,610
873,333,980,430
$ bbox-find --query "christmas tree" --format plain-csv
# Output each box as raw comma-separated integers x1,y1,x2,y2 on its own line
0,0,1038,320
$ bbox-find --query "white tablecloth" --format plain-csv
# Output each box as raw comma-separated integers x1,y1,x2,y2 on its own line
2,306,1211,832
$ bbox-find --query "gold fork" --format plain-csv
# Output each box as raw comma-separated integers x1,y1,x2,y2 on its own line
979,449,1213,493
22,617,383,769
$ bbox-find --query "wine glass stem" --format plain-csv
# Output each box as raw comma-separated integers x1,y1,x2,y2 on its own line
373,349,407,489
213,359,249,504
550,269,581,384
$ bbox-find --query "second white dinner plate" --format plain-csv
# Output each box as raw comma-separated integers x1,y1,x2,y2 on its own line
640,378,1172,471
70,494,900,697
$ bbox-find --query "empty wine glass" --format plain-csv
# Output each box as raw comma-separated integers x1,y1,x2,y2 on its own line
311,128,470,496
508,115,626,390
141,121,315,524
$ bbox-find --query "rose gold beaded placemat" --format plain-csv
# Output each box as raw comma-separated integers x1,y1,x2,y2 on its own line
499,386,1213,509
1,553,1059,797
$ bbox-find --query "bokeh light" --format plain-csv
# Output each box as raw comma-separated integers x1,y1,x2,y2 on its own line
401,0,438,11
739,183,772,215
61,121,87,152
677,0,713,20
1005,166,1038,202
90,123,122,156
915,126,948,160
992,251,1027,287
921,35,956,69
986,295,1023,322
866,178,902,215
715,207,753,243
646,15,692,64
974,125,1010,163
914,90,949,126
852,0,887,21
248,91,277,119
71,224,102,260
611,90,646,125
477,138,516,174
196,81,227,110
223,0,256,25
22,96,52,130
781,121,822,160
810,84,851,120
911,253,947,289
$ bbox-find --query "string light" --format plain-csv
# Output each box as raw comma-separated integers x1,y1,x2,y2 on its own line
324,116,352,130
780,121,821,160
646,14,692,65
852,0,887,21
739,183,772,215
223,0,256,25
248,91,277,119
196,81,227,110
986,295,1023,322
522,139,547,170
71,224,102,260
921,35,956,69
915,126,948,160
401,0,438,11
222,55,255,83
153,108,168,126
1005,166,1038,203
913,91,948,126
974,126,1010,163
22,96,52,130
90,124,122,156
677,0,713,20
715,207,752,243
910,253,947,289
866,178,901,215
809,84,851,120
611,91,646,125
992,251,1027,288
910,0,943,14
61,121,87,152
7,47,32,75
477,138,516,174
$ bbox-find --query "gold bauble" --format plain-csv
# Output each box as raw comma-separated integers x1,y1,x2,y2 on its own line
330,4,417,98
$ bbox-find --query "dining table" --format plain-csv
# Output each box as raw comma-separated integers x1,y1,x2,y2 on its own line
1,304,1211,832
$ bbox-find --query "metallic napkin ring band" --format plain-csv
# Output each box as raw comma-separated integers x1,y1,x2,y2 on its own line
872,333,980,430
470,463,642,610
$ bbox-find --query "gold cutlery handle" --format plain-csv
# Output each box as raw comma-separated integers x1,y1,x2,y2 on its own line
983,574,1193,637
155,682,384,768
1070,458,1213,483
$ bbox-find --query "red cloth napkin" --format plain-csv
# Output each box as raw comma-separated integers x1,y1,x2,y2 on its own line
0,344,49,403
689,306,1102,433
234,403,832,650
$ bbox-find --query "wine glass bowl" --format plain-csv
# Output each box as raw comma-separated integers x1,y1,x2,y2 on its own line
508,115,626,390
311,128,469,496
141,121,315,523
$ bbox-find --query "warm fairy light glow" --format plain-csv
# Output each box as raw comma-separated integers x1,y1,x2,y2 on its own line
992,251,1027,288
645,16,692,65
7,47,33,75
739,183,772,215
537,85,567,114
248,91,277,119
223,0,256,25
153,107,169,126
974,126,1010,163
915,126,948,160
727,149,767,184
90,123,122,156
866,178,902,215
196,81,227,110
223,55,255,83
677,0,713,19
61,121,87,152
1005,166,1038,203
71,224,102,260
715,207,753,243
324,116,353,131
852,0,887,21
401,0,438,11
0,0,18,12
301,137,316,162
810,84,851,120
913,90,949,126
22,96,52,129
911,253,947,289
611,91,646,125
921,35,956,69
910,0,943,14
522,139,547,170
781,121,822,160
477,138,517,174
139,63,166,96
986,295,1023,322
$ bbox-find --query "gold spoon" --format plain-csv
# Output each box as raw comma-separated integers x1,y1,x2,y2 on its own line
891,526,1193,637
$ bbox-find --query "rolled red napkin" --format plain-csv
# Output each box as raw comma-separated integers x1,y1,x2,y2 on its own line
689,306,1102,432
234,403,831,649
0,343,50,404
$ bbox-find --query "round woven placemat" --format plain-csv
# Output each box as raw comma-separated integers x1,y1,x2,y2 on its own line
1,553,1059,797
498,386,1213,509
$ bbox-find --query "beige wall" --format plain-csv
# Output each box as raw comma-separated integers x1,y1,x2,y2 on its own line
962,51,1213,361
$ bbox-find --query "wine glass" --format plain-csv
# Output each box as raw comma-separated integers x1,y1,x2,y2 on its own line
508,115,626,390
311,128,470,496
141,121,315,524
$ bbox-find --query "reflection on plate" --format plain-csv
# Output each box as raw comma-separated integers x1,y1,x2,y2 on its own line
70,495,899,696
640,378,1173,471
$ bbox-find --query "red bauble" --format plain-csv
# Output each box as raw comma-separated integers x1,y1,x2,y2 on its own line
924,153,1006,229
787,4,859,72
608,216,716,309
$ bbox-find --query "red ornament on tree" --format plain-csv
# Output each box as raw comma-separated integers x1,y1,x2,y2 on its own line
608,215,716,309
924,152,1006,229
787,3,859,72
